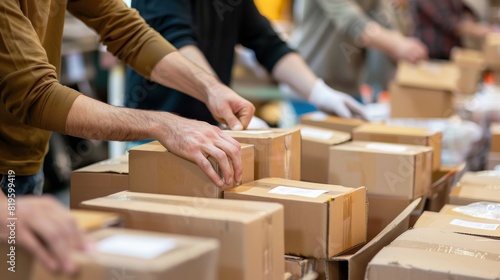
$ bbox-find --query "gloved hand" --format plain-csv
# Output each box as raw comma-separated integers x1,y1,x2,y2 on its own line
308,79,368,120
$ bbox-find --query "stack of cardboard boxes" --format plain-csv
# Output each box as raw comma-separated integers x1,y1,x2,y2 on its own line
449,171,500,205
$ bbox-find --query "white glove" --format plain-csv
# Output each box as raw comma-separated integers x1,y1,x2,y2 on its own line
308,79,368,120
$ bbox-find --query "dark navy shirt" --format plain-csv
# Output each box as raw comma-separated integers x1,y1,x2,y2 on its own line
126,0,293,124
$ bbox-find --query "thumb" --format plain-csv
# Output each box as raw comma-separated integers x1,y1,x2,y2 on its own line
219,108,244,130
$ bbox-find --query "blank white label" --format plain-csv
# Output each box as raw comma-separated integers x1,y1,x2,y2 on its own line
301,128,334,140
98,234,177,259
268,186,328,198
365,143,407,153
450,219,500,231
309,112,328,121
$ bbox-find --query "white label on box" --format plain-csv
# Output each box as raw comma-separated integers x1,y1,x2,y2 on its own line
300,128,334,140
308,111,328,121
365,143,407,153
237,130,273,134
268,186,328,198
450,219,500,231
98,234,177,259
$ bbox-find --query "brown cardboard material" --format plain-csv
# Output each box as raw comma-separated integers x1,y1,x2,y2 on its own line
425,164,466,212
395,61,460,92
390,83,454,118
284,256,315,280
81,191,284,280
491,123,500,152
487,152,500,170
297,125,351,183
366,228,500,280
224,129,301,180
329,141,433,199
129,141,255,198
449,185,500,205
70,210,122,231
224,178,367,258
414,211,500,238
299,112,367,134
70,155,129,209
316,198,422,280
0,228,220,280
353,124,442,171
451,48,485,95
366,195,413,242
484,33,500,70
459,170,500,186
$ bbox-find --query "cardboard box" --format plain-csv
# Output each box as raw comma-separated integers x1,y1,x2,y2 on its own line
1,228,220,280
450,185,500,205
491,123,500,152
414,211,500,238
425,164,465,212
366,228,500,280
224,129,301,180
390,61,459,118
224,178,367,258
81,191,284,280
315,198,421,280
284,256,315,280
487,152,500,170
484,33,500,70
299,112,366,134
329,141,433,199
352,123,442,171
366,195,413,242
297,125,351,183
459,170,500,186
70,155,129,209
440,203,500,220
70,209,122,231
451,48,485,95
129,141,255,198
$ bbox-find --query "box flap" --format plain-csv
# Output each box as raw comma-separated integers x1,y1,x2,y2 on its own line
414,211,500,239
225,178,365,203
330,141,432,155
396,61,459,91
73,155,129,174
353,124,436,137
70,210,122,232
329,198,422,280
295,125,351,145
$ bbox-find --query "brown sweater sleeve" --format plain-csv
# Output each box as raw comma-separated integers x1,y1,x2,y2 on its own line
67,0,177,78
0,0,80,133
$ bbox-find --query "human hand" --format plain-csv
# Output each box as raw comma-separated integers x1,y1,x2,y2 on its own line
155,113,242,187
308,79,368,120
393,37,428,63
0,195,90,274
205,84,255,130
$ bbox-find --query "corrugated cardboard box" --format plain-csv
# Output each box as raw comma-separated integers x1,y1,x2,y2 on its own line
297,125,351,183
491,123,500,152
224,178,367,258
0,228,220,280
329,141,433,199
450,185,500,205
352,123,442,171
81,191,284,280
459,170,500,186
414,211,500,238
439,203,500,220
224,129,301,180
129,141,255,198
284,256,315,280
366,195,414,242
70,155,129,209
316,198,421,280
451,48,485,95
366,228,500,280
425,164,465,212
484,33,500,70
299,112,366,134
390,61,459,118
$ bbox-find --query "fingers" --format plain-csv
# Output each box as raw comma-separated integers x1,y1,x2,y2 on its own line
235,102,255,130
19,231,58,272
220,106,244,131
193,153,224,187
330,103,352,119
345,97,369,121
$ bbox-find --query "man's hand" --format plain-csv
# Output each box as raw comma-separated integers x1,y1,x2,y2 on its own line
205,84,255,130
0,195,90,274
308,79,368,120
153,113,243,187
392,37,428,64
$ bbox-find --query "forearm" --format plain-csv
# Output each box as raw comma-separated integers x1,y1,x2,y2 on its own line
360,22,404,55
271,53,318,99
456,20,492,38
150,51,221,104
65,95,172,142
179,45,217,77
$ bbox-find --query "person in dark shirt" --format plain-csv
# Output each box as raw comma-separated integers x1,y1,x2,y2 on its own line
411,0,492,59
126,0,367,127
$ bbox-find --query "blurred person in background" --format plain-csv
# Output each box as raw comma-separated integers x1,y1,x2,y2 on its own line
411,0,493,60
125,0,368,130
288,0,428,100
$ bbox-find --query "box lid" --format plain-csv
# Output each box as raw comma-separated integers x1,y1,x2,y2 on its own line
295,125,351,145
225,178,365,203
353,123,437,137
224,128,300,139
329,141,432,156
73,155,129,174
396,61,459,91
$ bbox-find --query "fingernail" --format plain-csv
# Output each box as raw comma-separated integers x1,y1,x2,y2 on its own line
218,180,224,188
232,124,243,131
